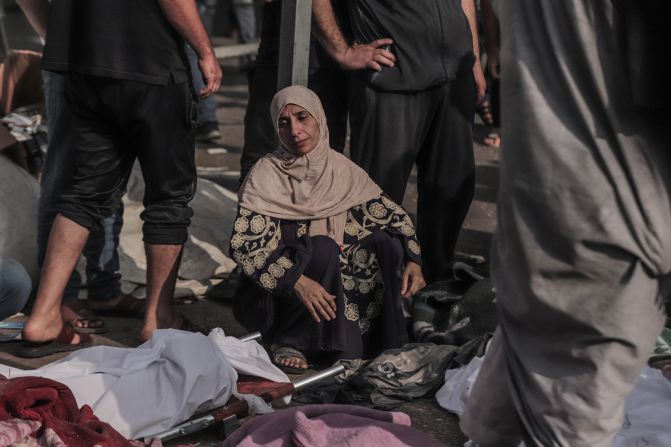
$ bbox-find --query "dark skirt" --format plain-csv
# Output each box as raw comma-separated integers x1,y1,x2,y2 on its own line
234,229,408,360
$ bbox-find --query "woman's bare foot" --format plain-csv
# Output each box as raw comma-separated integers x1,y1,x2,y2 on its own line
279,355,308,370
271,345,309,373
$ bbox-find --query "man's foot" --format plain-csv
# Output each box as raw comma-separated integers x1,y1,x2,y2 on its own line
22,311,87,345
139,313,208,343
87,294,145,319
196,121,221,142
61,300,107,334
271,345,309,374
18,324,92,358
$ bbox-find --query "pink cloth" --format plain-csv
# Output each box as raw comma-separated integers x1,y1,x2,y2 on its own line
222,404,444,447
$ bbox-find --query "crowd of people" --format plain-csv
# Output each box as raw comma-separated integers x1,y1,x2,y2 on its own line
1,0,669,446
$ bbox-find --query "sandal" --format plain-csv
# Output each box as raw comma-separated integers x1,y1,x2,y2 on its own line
61,301,107,334
18,325,92,358
484,132,501,148
271,344,309,374
88,294,145,319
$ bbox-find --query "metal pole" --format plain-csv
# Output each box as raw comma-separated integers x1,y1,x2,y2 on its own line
277,0,312,89
293,364,345,391
238,331,262,342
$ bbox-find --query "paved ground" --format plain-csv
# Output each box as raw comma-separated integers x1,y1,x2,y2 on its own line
1,7,499,445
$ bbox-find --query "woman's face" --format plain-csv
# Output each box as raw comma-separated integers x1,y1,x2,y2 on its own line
277,104,320,156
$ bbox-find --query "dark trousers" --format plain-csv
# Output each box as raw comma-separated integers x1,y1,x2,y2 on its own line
59,73,197,245
348,74,477,282
239,65,348,182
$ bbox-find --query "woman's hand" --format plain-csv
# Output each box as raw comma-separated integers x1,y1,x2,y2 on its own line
294,275,337,323
401,261,426,298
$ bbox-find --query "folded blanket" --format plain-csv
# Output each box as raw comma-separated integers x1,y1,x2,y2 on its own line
222,404,443,447
0,375,132,447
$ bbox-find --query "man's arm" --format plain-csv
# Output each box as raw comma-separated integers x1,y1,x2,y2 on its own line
16,0,49,40
461,0,486,104
157,0,221,97
311,0,395,71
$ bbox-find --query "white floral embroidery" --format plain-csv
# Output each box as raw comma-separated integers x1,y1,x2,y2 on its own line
355,249,368,264
358,281,372,294
260,273,277,289
230,233,245,249
381,196,398,210
254,252,268,269
345,221,359,236
400,224,415,236
297,222,308,237
408,240,421,255
234,217,249,233
268,263,285,278
240,208,252,217
343,277,356,291
277,257,294,268
267,237,279,251
242,259,255,276
368,202,387,219
345,303,359,321
250,215,267,234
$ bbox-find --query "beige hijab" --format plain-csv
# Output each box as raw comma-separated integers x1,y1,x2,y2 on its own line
238,85,382,244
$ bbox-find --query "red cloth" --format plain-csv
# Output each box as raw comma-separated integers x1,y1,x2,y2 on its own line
0,375,132,447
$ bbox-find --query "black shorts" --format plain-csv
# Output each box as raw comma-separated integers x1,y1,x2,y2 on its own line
58,72,197,245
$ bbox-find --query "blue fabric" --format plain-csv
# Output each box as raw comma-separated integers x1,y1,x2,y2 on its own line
0,258,31,320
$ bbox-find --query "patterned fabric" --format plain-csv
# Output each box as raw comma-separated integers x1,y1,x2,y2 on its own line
230,194,421,336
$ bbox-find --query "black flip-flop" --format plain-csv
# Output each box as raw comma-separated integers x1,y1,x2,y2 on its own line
18,325,93,358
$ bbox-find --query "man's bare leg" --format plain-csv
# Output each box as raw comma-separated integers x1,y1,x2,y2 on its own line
23,214,90,343
140,243,184,342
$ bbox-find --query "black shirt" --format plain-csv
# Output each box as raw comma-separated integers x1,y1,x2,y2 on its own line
255,0,350,70
42,0,189,85
349,0,475,91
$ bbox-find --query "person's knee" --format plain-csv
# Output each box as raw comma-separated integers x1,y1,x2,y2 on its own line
0,258,31,319
311,235,340,258
141,205,194,245
369,230,404,263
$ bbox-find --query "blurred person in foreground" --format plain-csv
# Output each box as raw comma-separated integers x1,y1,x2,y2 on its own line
461,1,671,446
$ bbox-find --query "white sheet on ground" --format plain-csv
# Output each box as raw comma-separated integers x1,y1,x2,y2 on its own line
0,328,289,439
436,347,671,447
115,166,238,299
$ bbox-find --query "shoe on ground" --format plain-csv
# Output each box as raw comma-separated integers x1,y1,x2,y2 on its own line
196,121,221,142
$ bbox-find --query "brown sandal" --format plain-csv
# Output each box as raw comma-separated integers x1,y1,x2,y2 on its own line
88,294,145,319
61,301,107,334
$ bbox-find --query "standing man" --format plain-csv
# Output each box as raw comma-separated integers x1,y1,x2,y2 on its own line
19,0,221,352
461,1,670,446
312,0,486,283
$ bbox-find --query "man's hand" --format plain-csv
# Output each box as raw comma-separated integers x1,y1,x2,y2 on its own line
473,62,487,105
157,0,221,97
198,53,222,98
294,275,337,323
337,39,396,72
401,261,426,298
